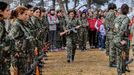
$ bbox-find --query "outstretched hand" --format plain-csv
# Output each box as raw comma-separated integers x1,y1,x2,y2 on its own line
75,25,80,29
120,40,127,45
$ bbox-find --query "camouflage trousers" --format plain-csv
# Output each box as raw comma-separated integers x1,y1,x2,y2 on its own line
79,28,88,50
66,37,77,61
109,41,117,64
56,31,62,49
106,37,116,64
106,32,113,55
106,36,111,55
114,41,128,75
14,54,28,75
106,32,117,64
0,59,10,75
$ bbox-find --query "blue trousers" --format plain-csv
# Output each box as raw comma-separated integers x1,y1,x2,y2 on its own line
49,30,57,50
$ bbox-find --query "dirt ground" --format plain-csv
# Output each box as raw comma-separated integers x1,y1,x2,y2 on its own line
43,49,134,75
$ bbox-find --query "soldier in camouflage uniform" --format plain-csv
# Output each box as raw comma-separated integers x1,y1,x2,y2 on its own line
31,7,44,50
65,9,81,63
9,6,33,75
112,4,130,74
30,7,45,74
105,3,117,67
56,10,66,49
24,4,36,72
79,12,89,51
40,7,49,44
0,2,13,75
25,5,37,38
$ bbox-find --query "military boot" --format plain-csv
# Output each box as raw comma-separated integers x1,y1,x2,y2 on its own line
72,55,74,61
109,62,117,67
67,55,71,63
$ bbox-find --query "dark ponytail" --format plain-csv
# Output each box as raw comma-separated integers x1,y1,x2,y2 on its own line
10,10,17,19
0,1,8,19
10,6,28,19
0,1,8,12
121,4,129,15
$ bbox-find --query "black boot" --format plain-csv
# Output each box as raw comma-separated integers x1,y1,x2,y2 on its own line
126,58,133,65
109,62,117,67
72,55,74,62
67,59,70,63
67,55,71,63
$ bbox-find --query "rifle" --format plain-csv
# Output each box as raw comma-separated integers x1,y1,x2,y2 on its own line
10,55,18,75
117,40,131,75
60,25,81,36
25,53,45,75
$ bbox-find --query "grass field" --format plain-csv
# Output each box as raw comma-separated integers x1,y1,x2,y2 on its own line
43,49,134,75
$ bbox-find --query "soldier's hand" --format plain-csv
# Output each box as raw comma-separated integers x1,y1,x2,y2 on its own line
64,30,68,32
4,59,8,63
132,52,134,56
120,40,127,45
4,59,7,63
15,53,19,58
75,25,80,29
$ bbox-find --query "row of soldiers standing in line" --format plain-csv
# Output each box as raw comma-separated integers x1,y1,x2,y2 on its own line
0,1,50,75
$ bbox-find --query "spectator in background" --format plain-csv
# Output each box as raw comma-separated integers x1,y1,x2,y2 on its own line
88,10,97,48
79,11,89,51
95,15,103,50
99,15,106,50
48,8,59,51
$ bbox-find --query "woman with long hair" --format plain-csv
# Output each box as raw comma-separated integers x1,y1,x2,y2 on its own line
9,6,32,75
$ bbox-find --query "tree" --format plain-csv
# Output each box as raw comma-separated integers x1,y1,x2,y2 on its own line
2,0,13,4
73,0,79,9
20,0,33,5
57,0,66,12
52,0,56,9
86,0,93,7
86,0,108,8
38,0,44,7
93,0,108,5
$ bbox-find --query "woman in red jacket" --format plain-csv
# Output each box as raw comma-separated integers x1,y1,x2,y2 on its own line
88,11,97,48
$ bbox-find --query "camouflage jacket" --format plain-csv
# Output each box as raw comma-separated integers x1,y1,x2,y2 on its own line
66,17,81,37
0,20,7,43
31,16,43,29
27,17,37,31
113,14,130,43
79,18,89,30
41,16,49,29
9,19,33,53
57,16,66,32
30,16,43,38
0,19,14,63
105,10,116,32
